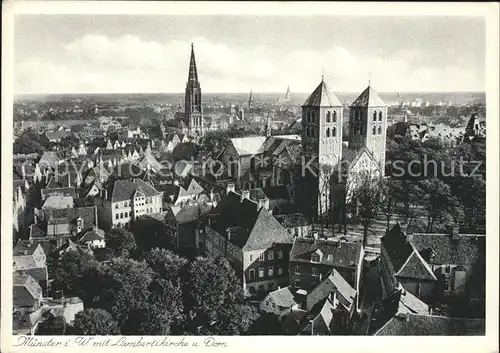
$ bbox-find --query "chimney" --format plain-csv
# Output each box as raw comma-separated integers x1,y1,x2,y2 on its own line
241,190,250,201
258,197,269,210
450,225,459,240
226,183,235,195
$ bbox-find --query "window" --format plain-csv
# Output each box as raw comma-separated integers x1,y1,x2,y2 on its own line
326,111,331,123
124,212,128,218
444,280,451,291
325,128,330,138
332,127,337,137
294,265,301,274
373,111,377,121
249,269,255,281
268,267,274,276
311,254,320,263
327,254,334,262
259,268,265,278
295,280,300,288
259,253,265,261
312,267,318,276
372,126,376,135
249,254,253,262
120,212,123,219
277,251,283,259
115,204,118,209
268,251,274,260
271,302,276,309
379,111,383,121
115,213,119,220
265,300,269,307
444,265,451,274
333,111,337,122
278,267,283,275
378,126,382,135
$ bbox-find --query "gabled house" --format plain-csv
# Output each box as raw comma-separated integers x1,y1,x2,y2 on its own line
78,227,106,249
13,241,49,292
260,286,299,320
13,274,44,335
201,189,294,297
380,223,485,304
289,237,363,293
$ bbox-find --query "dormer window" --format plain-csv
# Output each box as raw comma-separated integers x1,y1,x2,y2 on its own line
311,254,320,263
76,217,84,232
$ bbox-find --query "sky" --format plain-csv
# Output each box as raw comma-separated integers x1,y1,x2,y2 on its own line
14,15,486,94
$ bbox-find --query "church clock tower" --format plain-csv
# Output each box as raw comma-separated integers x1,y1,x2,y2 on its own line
301,78,344,218
185,43,204,136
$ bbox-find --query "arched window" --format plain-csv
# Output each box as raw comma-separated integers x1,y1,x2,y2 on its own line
355,111,360,121
373,111,377,121
333,111,337,122
250,156,256,172
326,128,330,138
372,126,376,135
307,111,311,123
124,211,128,218
378,125,382,134
120,212,123,219
332,127,337,137
326,111,331,123
379,111,383,121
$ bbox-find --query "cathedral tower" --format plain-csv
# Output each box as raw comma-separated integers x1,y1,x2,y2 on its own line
348,84,388,174
185,43,204,136
301,78,344,218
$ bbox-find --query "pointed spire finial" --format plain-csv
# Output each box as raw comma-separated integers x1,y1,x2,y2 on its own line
368,72,371,87
321,67,324,82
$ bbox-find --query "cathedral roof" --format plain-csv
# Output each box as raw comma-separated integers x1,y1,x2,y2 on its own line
350,85,386,107
303,80,343,107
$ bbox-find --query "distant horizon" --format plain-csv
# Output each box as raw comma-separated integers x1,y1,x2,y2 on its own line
15,90,487,96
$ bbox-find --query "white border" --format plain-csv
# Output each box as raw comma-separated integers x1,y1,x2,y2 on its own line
2,2,499,353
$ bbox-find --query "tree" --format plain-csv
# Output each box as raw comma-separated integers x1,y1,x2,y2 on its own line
105,227,137,258
182,256,256,334
418,178,462,232
172,142,199,162
71,309,120,335
130,217,176,256
347,175,385,246
93,258,154,328
380,178,400,231
145,248,188,281
50,251,96,299
13,128,48,154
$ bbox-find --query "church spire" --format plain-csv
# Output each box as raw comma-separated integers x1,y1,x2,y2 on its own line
188,43,198,83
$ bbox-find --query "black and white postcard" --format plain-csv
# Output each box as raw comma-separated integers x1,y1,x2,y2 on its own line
1,2,498,352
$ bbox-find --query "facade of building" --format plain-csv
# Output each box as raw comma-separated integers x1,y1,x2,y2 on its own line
98,178,163,229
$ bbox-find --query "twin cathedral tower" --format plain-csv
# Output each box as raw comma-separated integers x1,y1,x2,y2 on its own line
182,44,388,218
301,78,388,218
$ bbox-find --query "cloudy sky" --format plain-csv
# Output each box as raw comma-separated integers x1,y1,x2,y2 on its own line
14,15,485,94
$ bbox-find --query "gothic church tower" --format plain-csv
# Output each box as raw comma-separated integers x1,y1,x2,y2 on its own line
185,43,204,136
